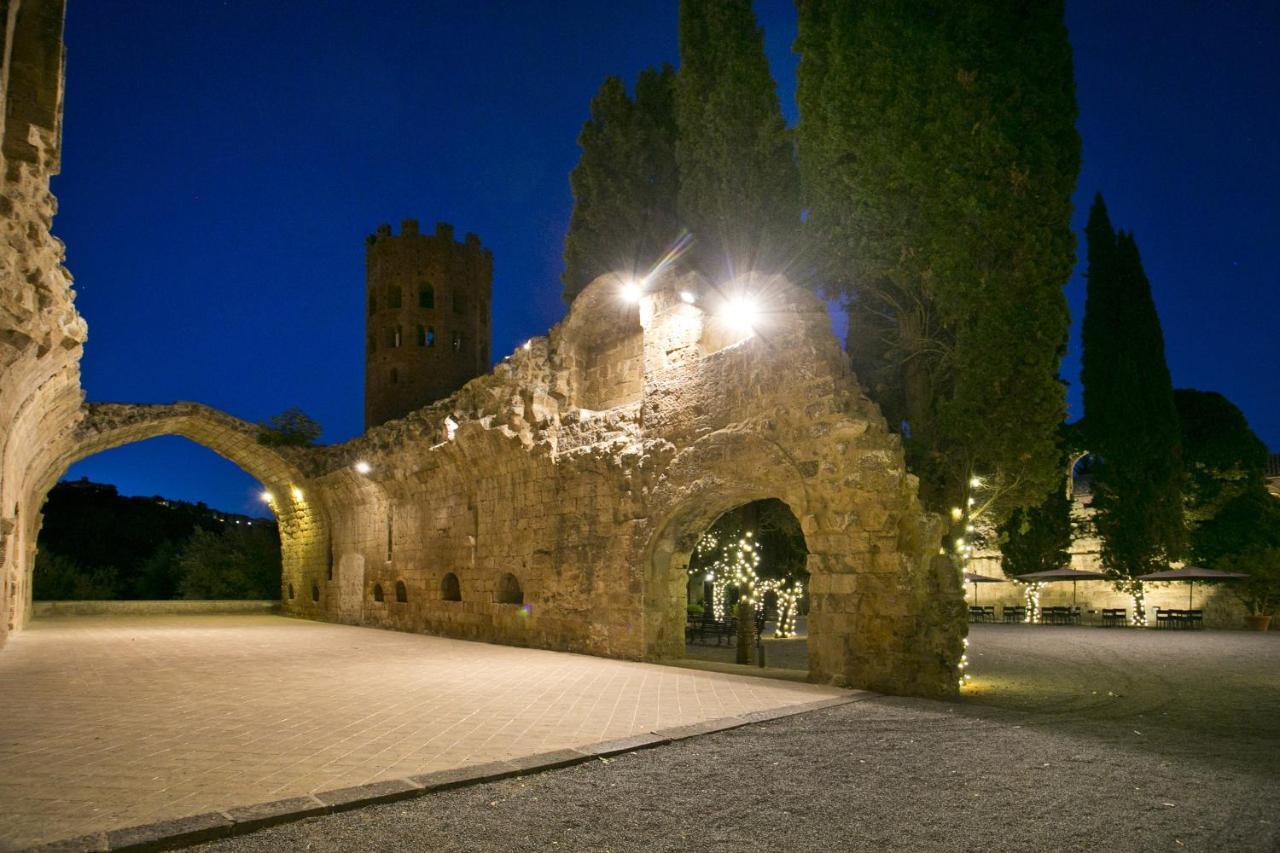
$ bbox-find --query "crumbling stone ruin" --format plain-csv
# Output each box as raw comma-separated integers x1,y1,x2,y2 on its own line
0,0,965,698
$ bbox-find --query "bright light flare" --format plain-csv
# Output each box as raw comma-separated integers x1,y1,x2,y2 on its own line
260,490,274,503
354,461,371,474
722,294,760,332
679,290,696,304
620,279,643,303
290,486,304,502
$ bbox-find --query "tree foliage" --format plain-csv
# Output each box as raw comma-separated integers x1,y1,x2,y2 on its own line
177,526,280,600
257,407,322,447
1218,547,1280,616
35,479,281,600
1174,388,1269,527
999,473,1073,578
689,498,809,585
561,66,680,303
675,0,799,277
1081,196,1185,583
794,0,1079,526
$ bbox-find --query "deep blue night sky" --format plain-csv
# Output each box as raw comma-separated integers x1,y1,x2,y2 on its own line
55,1,1278,517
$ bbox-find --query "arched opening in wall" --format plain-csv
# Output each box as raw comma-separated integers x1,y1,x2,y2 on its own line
372,583,384,603
395,580,408,603
311,582,320,602
662,498,810,672
441,572,462,602
32,436,284,607
496,573,523,605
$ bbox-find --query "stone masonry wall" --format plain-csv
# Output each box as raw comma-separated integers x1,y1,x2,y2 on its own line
0,0,83,645
283,272,966,698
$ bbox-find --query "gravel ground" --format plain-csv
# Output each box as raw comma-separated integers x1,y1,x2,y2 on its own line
197,627,1280,852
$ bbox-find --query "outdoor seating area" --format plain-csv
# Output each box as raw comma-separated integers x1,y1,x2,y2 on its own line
968,605,996,623
1002,605,1026,623
1154,608,1204,629
1039,606,1082,625
1101,608,1128,626
685,608,770,645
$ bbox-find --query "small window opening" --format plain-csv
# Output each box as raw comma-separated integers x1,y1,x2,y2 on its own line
441,572,462,602
395,580,408,603
419,285,435,309
386,511,394,561
311,583,320,602
372,583,384,602
288,582,295,600
496,573,523,605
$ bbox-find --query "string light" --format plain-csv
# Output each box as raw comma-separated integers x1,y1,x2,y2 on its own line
689,528,805,639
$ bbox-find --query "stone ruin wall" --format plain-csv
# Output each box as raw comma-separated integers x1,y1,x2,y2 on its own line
0,0,966,696
283,273,967,698
0,0,83,646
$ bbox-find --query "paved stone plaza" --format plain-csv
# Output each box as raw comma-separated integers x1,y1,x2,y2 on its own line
197,625,1280,853
0,614,843,850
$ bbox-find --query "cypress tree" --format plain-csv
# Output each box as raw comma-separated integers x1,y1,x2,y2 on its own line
562,66,679,304
999,475,1073,578
1080,195,1184,622
795,1,1080,528
675,0,799,278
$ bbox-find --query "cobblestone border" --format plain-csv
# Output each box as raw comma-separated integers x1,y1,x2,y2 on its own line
25,694,868,852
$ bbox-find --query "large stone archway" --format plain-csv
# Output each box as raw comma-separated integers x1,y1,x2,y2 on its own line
8,401,331,629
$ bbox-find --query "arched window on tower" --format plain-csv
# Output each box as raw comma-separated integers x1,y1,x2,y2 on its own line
387,286,402,309
419,284,435,309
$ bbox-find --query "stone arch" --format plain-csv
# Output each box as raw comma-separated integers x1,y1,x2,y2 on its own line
496,572,523,605
643,430,815,663
19,401,329,624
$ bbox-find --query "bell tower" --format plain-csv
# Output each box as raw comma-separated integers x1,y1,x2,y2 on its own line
364,219,492,429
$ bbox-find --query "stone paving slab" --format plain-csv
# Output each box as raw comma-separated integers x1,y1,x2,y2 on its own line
0,614,845,850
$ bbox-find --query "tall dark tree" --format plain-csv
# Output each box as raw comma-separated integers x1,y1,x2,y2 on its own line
1174,388,1279,567
999,472,1074,578
561,66,679,303
676,0,799,278
1080,195,1184,620
795,0,1079,529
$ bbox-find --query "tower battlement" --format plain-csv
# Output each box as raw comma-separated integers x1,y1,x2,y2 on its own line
364,219,492,429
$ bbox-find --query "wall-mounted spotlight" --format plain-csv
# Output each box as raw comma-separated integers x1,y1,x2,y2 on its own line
621,279,643,303
354,461,371,474
260,490,274,503
679,290,696,304
722,294,760,333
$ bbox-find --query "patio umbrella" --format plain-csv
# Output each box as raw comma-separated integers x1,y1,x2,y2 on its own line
1135,565,1249,609
963,572,1005,604
1015,567,1109,606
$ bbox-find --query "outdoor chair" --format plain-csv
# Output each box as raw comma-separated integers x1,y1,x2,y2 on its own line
1101,608,1127,627
1002,605,1026,623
